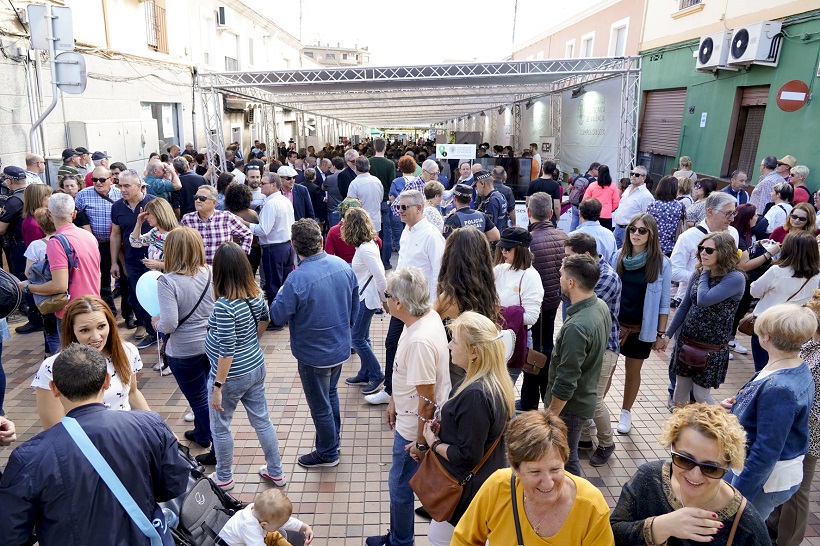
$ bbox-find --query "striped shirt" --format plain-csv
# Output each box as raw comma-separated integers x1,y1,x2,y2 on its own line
205,296,269,379
75,186,123,242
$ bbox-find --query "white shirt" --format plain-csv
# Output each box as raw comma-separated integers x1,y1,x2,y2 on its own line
32,342,143,410
493,264,545,327
763,202,792,234
352,240,387,310
219,504,303,546
750,265,820,316
251,191,294,245
670,221,740,285
612,184,654,226
397,218,445,303
347,173,384,231
232,168,246,185
24,237,49,264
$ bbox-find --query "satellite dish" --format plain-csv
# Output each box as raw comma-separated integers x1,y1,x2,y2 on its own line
731,29,750,60
698,37,714,65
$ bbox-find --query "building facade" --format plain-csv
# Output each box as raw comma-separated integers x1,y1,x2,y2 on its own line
302,42,370,67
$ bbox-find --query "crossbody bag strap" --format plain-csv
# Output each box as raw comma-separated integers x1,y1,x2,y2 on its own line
61,417,163,546
359,275,373,296
54,234,78,286
177,269,211,328
511,472,524,546
725,497,746,546
468,423,506,476
244,298,259,331
518,272,525,307
786,277,811,302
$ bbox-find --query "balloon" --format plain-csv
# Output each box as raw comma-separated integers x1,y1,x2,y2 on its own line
135,270,163,317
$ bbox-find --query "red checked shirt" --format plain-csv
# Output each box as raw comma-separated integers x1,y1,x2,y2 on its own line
180,210,253,264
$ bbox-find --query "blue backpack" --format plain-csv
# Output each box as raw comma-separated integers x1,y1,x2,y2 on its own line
27,234,77,314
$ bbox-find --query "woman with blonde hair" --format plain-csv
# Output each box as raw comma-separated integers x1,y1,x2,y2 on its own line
129,197,178,271
612,403,768,545
342,207,387,396
31,295,150,429
769,201,817,243
673,155,698,183
658,231,744,405
153,227,216,453
676,176,694,208
421,311,515,545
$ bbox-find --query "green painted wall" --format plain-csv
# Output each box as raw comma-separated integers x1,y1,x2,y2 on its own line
640,11,820,190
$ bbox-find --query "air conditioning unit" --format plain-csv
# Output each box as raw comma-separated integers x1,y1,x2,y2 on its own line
695,31,733,72
245,108,255,124
728,21,783,67
223,96,247,113
216,6,232,28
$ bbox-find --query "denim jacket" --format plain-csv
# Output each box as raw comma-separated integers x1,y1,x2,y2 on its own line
637,257,672,343
730,364,814,499
270,251,359,367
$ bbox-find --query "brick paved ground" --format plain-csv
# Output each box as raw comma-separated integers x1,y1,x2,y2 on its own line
1,309,818,545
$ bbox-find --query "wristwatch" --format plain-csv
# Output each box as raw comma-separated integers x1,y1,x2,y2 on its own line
22,282,30,294
657,332,667,340
213,380,224,389
415,443,429,453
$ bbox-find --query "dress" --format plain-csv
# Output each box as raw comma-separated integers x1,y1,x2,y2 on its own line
669,270,743,389
611,460,769,546
647,199,683,255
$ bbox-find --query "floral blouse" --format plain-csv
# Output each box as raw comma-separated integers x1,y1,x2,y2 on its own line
799,339,820,458
129,227,168,261
647,200,683,254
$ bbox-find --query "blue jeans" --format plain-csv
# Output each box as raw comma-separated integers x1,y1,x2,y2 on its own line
208,366,283,481
380,201,393,268
570,205,580,232
614,225,626,248
389,431,420,546
391,215,404,252
727,470,800,521
167,353,211,445
351,304,383,382
561,413,585,477
43,313,60,355
327,210,341,228
298,361,341,462
751,333,768,373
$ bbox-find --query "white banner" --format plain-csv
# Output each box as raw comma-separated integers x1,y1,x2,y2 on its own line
560,78,620,177
435,143,476,160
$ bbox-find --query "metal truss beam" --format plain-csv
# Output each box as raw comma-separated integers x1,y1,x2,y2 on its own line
617,62,641,179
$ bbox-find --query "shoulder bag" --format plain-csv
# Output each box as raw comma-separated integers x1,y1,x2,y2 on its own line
515,274,549,375
29,234,77,314
737,277,810,336
62,416,173,546
725,497,746,546
511,472,525,546
160,269,211,367
409,424,505,522
677,335,726,370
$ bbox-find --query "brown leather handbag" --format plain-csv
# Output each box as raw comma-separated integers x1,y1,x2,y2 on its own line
618,322,641,347
409,426,505,522
678,335,724,370
522,349,547,374
737,278,811,336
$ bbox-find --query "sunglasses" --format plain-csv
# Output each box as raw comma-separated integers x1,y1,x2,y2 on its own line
694,184,702,189
790,214,808,222
194,195,213,202
670,450,729,479
397,204,419,211
91,177,110,183
384,291,393,299
697,245,717,255
280,176,294,180
627,226,649,235
403,394,442,423
630,172,644,177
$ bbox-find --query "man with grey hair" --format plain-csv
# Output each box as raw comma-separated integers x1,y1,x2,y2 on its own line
19,193,100,332
181,184,252,265
367,266,450,546
270,219,358,469
612,164,653,248
390,158,440,218
348,156,384,232
750,155,785,212
338,148,359,198
143,160,181,202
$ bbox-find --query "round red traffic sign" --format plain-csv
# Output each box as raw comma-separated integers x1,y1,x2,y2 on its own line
776,80,810,112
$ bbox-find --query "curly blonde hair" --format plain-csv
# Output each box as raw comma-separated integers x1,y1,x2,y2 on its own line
660,403,747,472
341,207,377,247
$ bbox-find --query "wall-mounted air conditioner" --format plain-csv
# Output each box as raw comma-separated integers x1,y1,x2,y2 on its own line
696,31,733,72
728,21,783,67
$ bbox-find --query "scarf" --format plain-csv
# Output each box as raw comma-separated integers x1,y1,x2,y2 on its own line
622,250,648,271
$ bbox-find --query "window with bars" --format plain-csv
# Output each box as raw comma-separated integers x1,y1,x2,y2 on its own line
144,1,168,53
679,0,702,9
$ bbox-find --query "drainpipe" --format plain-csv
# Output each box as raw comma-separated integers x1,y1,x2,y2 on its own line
101,0,111,49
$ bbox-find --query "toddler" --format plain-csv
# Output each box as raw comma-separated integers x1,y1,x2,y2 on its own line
219,488,313,546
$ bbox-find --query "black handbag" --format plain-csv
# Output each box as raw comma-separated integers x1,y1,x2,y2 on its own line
0,268,22,320
160,270,211,367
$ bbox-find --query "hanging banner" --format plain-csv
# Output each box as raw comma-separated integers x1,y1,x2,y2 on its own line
560,78,621,176
161,104,174,138
436,143,476,160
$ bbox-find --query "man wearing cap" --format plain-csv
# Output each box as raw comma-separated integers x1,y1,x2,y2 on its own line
0,166,40,333
83,152,111,188
24,154,45,184
776,154,796,183
442,184,500,241
74,147,92,176
173,156,207,218
474,170,509,232
57,148,82,182
278,166,315,222
347,157,384,232
750,155,786,213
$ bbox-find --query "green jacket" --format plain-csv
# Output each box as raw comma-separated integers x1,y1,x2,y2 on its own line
545,295,611,419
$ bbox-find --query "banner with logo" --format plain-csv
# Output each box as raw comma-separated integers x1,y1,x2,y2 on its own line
560,78,620,175
435,144,476,160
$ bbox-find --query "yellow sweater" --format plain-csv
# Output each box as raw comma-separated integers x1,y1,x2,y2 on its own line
452,468,615,545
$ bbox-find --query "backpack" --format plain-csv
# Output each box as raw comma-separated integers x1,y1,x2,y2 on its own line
27,234,77,314
568,174,593,207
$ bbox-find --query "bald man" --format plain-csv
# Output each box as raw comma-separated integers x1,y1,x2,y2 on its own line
25,154,45,184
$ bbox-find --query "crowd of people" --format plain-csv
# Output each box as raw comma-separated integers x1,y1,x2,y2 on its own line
0,140,816,546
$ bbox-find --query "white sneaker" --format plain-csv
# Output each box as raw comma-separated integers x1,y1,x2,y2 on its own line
729,340,748,354
364,389,391,405
152,361,162,371
729,352,734,360
183,411,195,422
617,409,632,434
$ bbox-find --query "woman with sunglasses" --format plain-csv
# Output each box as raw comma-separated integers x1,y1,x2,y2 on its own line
685,178,716,228
420,312,515,545
720,304,815,521
748,231,820,371
614,214,671,434
611,403,768,545
660,232,744,406
769,202,817,244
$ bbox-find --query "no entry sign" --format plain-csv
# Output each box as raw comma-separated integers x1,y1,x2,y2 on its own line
776,80,810,112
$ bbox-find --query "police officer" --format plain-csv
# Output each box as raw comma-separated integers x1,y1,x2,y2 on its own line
442,184,500,242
